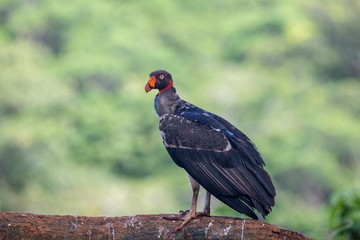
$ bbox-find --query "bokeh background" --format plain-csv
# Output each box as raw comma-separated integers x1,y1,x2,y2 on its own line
1,0,359,239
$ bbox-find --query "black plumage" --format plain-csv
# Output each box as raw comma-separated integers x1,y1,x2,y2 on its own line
145,70,275,229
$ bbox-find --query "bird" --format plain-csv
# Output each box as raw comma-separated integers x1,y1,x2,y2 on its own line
145,70,275,231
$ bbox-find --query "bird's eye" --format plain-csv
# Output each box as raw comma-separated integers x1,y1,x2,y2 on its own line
159,75,164,80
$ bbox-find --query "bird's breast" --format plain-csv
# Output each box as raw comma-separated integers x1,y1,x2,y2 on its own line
154,94,181,117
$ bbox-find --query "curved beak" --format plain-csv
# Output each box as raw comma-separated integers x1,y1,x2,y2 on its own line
145,76,156,93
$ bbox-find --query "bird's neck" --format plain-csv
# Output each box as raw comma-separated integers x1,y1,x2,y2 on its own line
159,79,174,94
154,87,180,117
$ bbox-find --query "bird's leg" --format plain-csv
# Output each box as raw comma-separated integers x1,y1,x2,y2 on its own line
175,174,200,231
178,191,210,216
202,190,211,216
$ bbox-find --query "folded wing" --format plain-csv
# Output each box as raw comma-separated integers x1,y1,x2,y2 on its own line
159,113,275,218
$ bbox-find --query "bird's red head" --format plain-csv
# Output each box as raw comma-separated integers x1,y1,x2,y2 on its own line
145,70,173,94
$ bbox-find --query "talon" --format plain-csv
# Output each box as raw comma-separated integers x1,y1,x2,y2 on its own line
179,210,189,215
175,211,199,231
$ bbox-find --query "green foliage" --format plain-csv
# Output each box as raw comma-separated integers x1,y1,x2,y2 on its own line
0,0,359,238
329,188,360,240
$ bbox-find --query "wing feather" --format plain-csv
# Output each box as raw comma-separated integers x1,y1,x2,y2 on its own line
160,113,275,218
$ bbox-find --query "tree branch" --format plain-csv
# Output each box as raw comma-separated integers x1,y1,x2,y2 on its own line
0,212,312,239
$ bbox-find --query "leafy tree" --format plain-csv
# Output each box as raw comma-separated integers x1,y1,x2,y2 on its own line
329,188,360,240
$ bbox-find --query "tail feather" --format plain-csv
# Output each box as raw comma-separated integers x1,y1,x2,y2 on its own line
214,194,258,219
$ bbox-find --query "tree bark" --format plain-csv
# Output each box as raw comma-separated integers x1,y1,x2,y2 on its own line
0,212,312,239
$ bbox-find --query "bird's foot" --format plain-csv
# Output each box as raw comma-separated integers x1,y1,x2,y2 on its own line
179,209,189,215
175,210,197,231
161,209,190,221
198,210,210,217
175,210,210,231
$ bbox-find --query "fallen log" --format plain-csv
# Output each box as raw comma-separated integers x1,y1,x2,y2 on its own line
0,212,312,239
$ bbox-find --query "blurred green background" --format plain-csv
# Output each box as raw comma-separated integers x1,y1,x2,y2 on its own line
0,0,359,239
